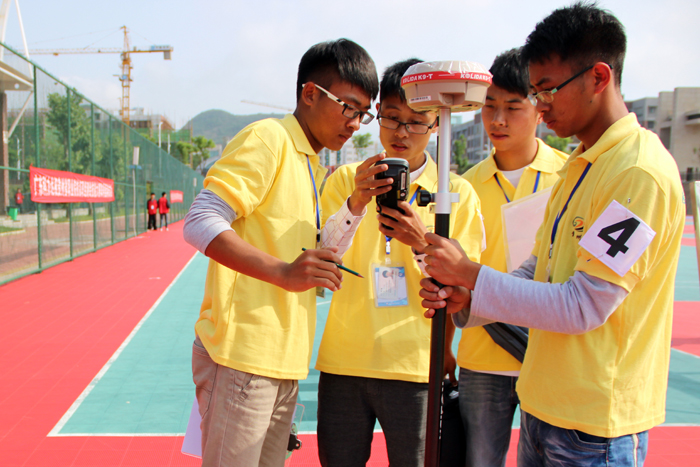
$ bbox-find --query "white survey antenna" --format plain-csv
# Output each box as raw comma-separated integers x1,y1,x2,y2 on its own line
402,60,491,467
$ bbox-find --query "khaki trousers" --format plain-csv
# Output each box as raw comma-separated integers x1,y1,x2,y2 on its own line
192,337,299,467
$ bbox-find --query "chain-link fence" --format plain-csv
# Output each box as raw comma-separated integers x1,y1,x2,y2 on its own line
0,43,203,285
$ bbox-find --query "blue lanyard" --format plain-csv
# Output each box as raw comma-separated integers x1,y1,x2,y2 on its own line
385,187,420,253
307,157,320,243
549,162,591,258
494,170,541,204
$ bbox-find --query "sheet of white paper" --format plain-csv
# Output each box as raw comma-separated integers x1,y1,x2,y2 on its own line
181,399,202,459
502,187,552,273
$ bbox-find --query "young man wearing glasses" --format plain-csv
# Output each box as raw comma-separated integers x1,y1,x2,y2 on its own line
315,58,483,467
456,48,567,467
420,3,684,466
183,39,378,467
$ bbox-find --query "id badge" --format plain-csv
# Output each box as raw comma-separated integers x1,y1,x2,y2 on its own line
372,262,408,307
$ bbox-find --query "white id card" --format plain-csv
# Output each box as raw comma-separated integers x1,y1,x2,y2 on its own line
372,264,408,307
578,200,656,277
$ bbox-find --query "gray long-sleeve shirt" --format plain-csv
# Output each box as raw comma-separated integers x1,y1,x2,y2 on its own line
452,255,629,334
183,189,365,255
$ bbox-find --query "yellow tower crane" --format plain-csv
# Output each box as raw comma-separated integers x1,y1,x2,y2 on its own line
29,26,172,125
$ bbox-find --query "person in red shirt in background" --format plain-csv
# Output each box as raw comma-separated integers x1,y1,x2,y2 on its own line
14,189,23,213
147,193,158,231
158,191,170,231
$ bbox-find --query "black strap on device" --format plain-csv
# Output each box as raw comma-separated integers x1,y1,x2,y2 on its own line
483,323,529,363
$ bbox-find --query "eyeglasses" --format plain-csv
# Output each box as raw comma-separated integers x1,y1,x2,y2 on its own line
310,83,375,124
377,116,438,135
530,64,594,104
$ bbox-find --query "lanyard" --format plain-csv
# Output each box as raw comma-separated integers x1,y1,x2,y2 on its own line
385,187,420,255
549,162,591,258
307,157,320,243
494,170,541,204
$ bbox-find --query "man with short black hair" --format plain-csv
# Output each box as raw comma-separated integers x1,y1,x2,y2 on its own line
316,58,483,467
420,3,684,465
457,48,567,467
183,39,379,467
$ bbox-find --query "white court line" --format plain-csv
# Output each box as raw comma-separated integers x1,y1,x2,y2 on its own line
673,347,700,360
48,253,200,437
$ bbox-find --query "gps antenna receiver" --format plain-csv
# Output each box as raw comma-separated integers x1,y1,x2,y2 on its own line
401,60,491,467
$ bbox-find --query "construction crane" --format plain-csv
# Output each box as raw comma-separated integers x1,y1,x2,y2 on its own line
241,100,293,112
30,26,172,125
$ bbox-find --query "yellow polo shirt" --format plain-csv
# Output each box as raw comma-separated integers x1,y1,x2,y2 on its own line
519,114,685,437
316,155,483,382
460,140,567,372
196,114,327,380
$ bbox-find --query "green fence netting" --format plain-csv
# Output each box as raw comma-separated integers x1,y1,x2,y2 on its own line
0,43,203,285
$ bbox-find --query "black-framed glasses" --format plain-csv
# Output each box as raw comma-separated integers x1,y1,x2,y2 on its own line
530,64,595,104
377,116,438,135
310,83,375,124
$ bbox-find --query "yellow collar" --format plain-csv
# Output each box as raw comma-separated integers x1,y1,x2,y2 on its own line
476,138,561,184
558,113,640,176
280,114,317,157
414,153,440,192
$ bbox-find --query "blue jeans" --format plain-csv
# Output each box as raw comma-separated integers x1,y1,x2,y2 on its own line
518,410,648,467
459,368,519,467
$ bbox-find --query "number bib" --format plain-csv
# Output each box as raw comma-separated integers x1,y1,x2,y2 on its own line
578,200,656,277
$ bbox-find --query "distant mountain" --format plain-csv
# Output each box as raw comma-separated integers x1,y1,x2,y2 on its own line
185,109,285,145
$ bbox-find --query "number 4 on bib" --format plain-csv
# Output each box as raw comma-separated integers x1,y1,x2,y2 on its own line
579,200,656,277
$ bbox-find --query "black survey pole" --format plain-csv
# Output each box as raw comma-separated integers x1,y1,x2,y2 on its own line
424,107,453,467
400,60,490,467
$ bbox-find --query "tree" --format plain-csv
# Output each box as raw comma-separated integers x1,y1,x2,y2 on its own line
191,136,216,170
352,133,372,160
45,92,93,173
545,135,573,154
174,141,195,166
452,134,471,175
45,92,106,214
173,136,215,170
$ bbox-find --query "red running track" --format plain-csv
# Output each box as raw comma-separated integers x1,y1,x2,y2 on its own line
0,220,698,466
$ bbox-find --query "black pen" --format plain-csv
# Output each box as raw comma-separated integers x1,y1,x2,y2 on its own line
301,248,364,278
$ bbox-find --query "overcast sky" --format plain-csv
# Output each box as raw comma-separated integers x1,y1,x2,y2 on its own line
7,0,699,130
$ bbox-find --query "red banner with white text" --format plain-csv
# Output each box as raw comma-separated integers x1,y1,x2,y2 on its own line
170,190,183,203
30,166,115,203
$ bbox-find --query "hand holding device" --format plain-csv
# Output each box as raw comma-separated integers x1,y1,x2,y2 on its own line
347,153,393,216
376,201,429,253
375,158,409,230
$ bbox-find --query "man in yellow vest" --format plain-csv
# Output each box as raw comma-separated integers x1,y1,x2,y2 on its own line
421,3,685,465
457,48,567,467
